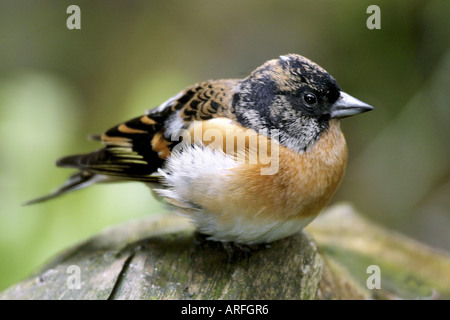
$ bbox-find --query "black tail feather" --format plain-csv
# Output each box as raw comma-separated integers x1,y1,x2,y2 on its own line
25,113,168,205
23,170,99,206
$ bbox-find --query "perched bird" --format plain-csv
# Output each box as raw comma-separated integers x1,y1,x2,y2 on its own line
26,54,373,245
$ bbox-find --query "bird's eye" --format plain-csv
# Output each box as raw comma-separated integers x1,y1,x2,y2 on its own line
303,93,317,105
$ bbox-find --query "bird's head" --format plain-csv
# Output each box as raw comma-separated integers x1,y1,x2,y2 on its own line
233,54,373,152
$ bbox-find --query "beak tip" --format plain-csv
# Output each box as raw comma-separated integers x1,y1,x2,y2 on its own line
361,104,374,112
330,91,374,119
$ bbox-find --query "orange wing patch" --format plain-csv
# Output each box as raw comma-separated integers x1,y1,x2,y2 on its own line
140,115,157,125
101,134,132,147
151,132,172,159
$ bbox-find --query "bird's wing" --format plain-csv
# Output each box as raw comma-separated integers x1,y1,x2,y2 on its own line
25,79,239,204
57,79,238,180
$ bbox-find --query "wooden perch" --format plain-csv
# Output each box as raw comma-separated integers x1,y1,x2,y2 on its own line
1,203,449,300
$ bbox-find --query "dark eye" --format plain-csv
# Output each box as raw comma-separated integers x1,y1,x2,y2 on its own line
303,93,317,105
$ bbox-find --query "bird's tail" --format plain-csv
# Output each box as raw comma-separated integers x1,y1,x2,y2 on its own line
23,170,109,206
24,115,165,206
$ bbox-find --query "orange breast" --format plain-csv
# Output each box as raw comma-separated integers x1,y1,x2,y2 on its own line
231,119,347,221
186,119,347,224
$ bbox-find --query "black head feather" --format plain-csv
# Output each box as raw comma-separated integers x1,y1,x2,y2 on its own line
233,54,343,152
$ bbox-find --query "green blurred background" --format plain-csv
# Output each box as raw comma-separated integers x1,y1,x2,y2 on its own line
0,0,449,291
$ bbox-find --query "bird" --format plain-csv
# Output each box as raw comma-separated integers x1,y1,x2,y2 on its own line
26,54,373,245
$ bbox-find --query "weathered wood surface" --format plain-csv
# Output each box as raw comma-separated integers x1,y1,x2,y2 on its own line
1,203,449,300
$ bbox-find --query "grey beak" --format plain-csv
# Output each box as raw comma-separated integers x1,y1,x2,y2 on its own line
330,91,374,119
